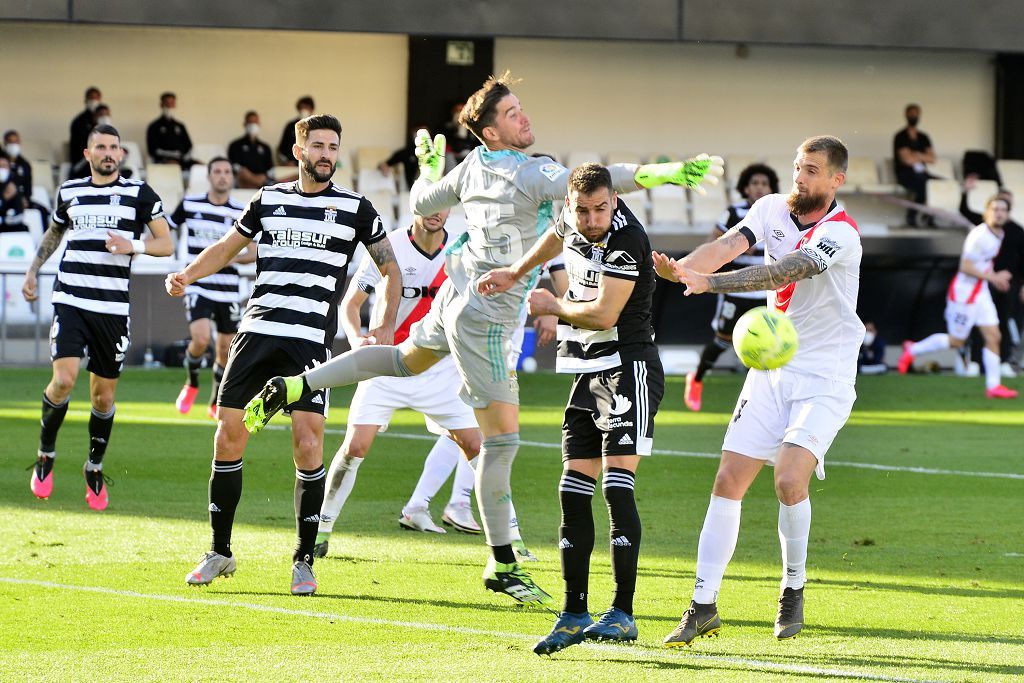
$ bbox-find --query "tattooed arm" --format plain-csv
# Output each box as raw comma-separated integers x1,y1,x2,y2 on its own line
365,237,401,346
22,222,68,302
674,251,822,296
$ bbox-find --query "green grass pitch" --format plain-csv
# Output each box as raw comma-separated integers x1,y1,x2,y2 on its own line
0,367,1022,681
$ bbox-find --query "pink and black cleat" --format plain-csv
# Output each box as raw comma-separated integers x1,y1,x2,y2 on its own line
30,455,54,499
986,384,1019,399
84,464,109,511
175,385,199,414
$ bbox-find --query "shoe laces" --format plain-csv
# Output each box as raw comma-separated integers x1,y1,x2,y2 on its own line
778,592,799,620
86,469,114,492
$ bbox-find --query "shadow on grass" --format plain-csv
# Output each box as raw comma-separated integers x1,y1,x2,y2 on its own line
221,588,541,616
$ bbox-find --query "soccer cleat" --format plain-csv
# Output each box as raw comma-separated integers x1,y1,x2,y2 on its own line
399,507,446,533
684,372,703,412
533,611,593,655
83,464,110,511
291,560,317,595
512,539,539,563
185,551,236,586
583,607,639,642
663,600,722,647
442,502,481,534
29,454,55,499
207,404,218,420
243,375,304,433
175,384,199,414
482,557,553,606
775,586,804,639
312,532,330,558
897,341,915,374
986,384,1019,399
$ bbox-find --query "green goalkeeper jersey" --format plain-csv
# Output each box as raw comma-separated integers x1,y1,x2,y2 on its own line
411,147,637,323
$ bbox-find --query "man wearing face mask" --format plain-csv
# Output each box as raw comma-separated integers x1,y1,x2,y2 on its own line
229,111,274,189
69,86,102,165
146,92,193,166
278,96,315,164
71,104,113,178
893,103,937,227
0,154,26,232
3,130,33,204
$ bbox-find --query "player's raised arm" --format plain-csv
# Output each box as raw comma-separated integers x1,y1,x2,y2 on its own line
633,154,724,195
166,229,251,297
478,225,563,295
409,129,461,217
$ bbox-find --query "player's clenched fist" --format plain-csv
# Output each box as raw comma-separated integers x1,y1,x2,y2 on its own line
22,271,38,302
527,287,558,316
165,272,189,297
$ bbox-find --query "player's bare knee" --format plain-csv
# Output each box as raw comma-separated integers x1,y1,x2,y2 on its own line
452,432,481,458
91,391,115,414
49,373,76,398
774,472,809,505
214,421,247,460
342,439,370,459
711,467,747,499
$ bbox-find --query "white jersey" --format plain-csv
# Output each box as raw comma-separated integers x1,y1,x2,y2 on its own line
736,194,864,384
949,223,1003,304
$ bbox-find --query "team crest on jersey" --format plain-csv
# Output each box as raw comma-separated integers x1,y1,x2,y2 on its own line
110,194,121,206
591,246,604,263
324,207,337,223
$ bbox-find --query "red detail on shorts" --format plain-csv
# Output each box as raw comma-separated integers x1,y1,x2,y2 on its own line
393,265,449,344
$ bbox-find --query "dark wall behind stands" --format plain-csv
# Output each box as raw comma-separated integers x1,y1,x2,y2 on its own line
6,0,1024,52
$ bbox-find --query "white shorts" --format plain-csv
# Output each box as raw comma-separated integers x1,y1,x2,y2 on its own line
721,368,856,480
945,287,999,340
346,356,477,435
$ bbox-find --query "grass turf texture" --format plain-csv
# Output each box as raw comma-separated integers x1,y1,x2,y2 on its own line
0,367,1022,682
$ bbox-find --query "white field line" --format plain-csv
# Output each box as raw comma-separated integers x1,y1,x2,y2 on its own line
36,411,1024,482
0,577,943,683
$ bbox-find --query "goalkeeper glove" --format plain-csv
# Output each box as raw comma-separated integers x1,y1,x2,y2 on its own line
414,129,446,183
635,153,724,194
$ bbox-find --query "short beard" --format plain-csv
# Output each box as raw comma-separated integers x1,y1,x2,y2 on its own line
786,189,828,216
90,159,118,178
302,154,333,183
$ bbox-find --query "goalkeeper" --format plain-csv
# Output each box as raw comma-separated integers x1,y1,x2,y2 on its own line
242,71,721,611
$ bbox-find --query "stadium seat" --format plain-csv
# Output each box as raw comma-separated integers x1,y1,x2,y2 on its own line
363,190,396,229
271,165,297,181
0,231,35,260
607,151,643,166
925,179,961,217
566,151,603,168
725,154,759,183
146,164,184,214
30,185,51,211
766,155,795,180
996,159,1024,186
841,157,881,193
689,186,728,227
120,141,145,178
186,164,209,194
966,180,1000,215
357,168,397,195
22,208,45,246
649,185,687,231
191,143,226,165
332,158,354,189
230,188,257,206
355,146,392,173
926,157,957,181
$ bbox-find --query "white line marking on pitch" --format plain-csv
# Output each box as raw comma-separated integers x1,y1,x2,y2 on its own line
35,412,1024,481
0,577,941,683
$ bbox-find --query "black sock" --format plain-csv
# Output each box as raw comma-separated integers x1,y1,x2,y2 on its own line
186,352,203,388
695,336,731,382
294,465,326,564
88,406,115,466
300,376,312,396
209,363,225,406
604,467,641,616
492,544,517,565
209,458,243,557
40,392,69,453
559,469,596,614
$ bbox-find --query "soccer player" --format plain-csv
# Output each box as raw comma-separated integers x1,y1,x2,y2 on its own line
479,163,664,653
243,72,721,606
166,114,401,595
685,163,779,411
166,157,253,418
897,196,1018,399
653,136,861,645
23,124,174,510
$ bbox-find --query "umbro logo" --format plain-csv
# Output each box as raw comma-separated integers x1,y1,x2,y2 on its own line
209,503,222,512
772,229,785,239
609,394,632,416
558,537,574,550
404,266,417,275
273,206,287,216
617,433,634,446
311,394,324,405
611,535,632,547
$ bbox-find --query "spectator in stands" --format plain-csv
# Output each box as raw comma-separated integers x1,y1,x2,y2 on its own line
3,130,32,205
278,95,315,164
146,92,193,166
377,126,421,190
0,154,26,232
228,111,273,189
893,103,937,227
442,102,478,164
858,321,887,375
71,104,112,178
961,178,1024,372
69,86,102,165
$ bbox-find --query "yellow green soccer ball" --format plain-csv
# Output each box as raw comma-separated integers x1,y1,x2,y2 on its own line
732,306,799,370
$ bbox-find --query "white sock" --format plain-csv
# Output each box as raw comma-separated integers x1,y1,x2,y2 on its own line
778,498,811,591
318,453,363,533
508,501,522,541
476,433,519,548
447,452,475,508
405,436,460,511
692,495,742,604
910,333,949,357
983,347,1002,390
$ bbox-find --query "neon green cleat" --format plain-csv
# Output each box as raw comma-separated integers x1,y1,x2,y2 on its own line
482,557,553,606
243,375,304,433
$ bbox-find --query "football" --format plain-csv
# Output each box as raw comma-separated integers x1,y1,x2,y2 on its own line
732,306,799,370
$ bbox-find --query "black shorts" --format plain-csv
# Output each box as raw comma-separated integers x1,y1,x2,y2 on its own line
50,303,130,379
185,293,242,334
712,294,764,337
562,358,664,460
218,332,330,415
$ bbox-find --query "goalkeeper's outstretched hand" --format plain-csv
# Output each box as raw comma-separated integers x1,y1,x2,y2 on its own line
414,129,446,183
634,154,724,195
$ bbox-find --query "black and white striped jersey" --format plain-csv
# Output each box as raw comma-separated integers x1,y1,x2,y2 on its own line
50,176,165,316
554,199,659,374
234,181,386,345
168,194,246,303
715,200,767,300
